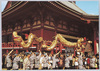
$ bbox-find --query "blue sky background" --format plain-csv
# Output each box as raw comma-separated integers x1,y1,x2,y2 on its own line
1,1,99,15
1,1,8,11
76,1,99,15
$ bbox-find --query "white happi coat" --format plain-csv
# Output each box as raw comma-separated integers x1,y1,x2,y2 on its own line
43,55,48,68
29,54,36,69
78,55,86,69
68,56,72,61
23,57,30,70
78,55,83,66
6,55,12,68
65,56,72,68
90,58,96,68
78,65,86,69
40,56,44,68
35,52,41,68
48,63,52,69
52,55,59,68
48,56,53,63
65,57,70,68
13,56,21,70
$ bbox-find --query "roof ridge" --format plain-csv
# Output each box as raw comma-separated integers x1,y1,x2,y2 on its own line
58,1,87,15
72,2,87,14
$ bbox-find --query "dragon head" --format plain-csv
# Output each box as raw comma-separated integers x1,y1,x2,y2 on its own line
13,31,22,42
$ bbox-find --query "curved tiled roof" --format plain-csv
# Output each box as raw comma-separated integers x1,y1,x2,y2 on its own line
2,1,98,21
52,1,98,21
57,1,98,17
59,1,87,14
2,1,28,17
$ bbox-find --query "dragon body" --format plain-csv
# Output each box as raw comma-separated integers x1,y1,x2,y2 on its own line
13,31,85,51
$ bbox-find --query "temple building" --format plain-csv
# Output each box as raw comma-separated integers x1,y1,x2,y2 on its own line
2,1,99,55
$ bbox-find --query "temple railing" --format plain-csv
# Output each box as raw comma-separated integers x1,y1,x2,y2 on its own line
2,42,40,49
2,42,65,53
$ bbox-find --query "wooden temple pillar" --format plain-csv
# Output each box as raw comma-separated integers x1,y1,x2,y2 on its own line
41,13,44,38
5,30,8,43
55,25,57,36
74,48,76,56
19,21,23,36
26,50,29,52
54,18,58,36
56,47,57,53
40,10,44,51
6,50,8,53
29,18,33,33
41,29,43,38
60,43,62,53
16,50,18,54
51,49,54,55
40,19,43,51
93,27,97,55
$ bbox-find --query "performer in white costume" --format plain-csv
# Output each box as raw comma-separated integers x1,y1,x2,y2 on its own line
12,54,21,70
35,50,41,69
23,54,31,70
29,52,36,70
90,55,96,69
43,53,49,69
52,51,60,69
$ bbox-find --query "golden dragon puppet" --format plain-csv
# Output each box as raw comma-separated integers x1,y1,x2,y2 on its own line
13,31,85,51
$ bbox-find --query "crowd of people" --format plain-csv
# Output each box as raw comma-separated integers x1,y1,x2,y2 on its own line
2,50,99,70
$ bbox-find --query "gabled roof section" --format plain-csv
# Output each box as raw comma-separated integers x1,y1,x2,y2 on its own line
2,1,27,17
4,1,11,10
3,1,19,11
59,1,87,15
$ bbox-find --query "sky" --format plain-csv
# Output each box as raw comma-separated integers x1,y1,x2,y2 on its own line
76,1,99,15
1,1,8,11
1,1,99,15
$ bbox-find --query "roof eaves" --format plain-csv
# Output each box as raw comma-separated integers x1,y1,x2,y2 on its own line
58,1,87,15
2,1,28,18
71,2,87,14
80,14,99,21
54,1,99,21
4,1,10,11
2,2,22,15
55,1,82,15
